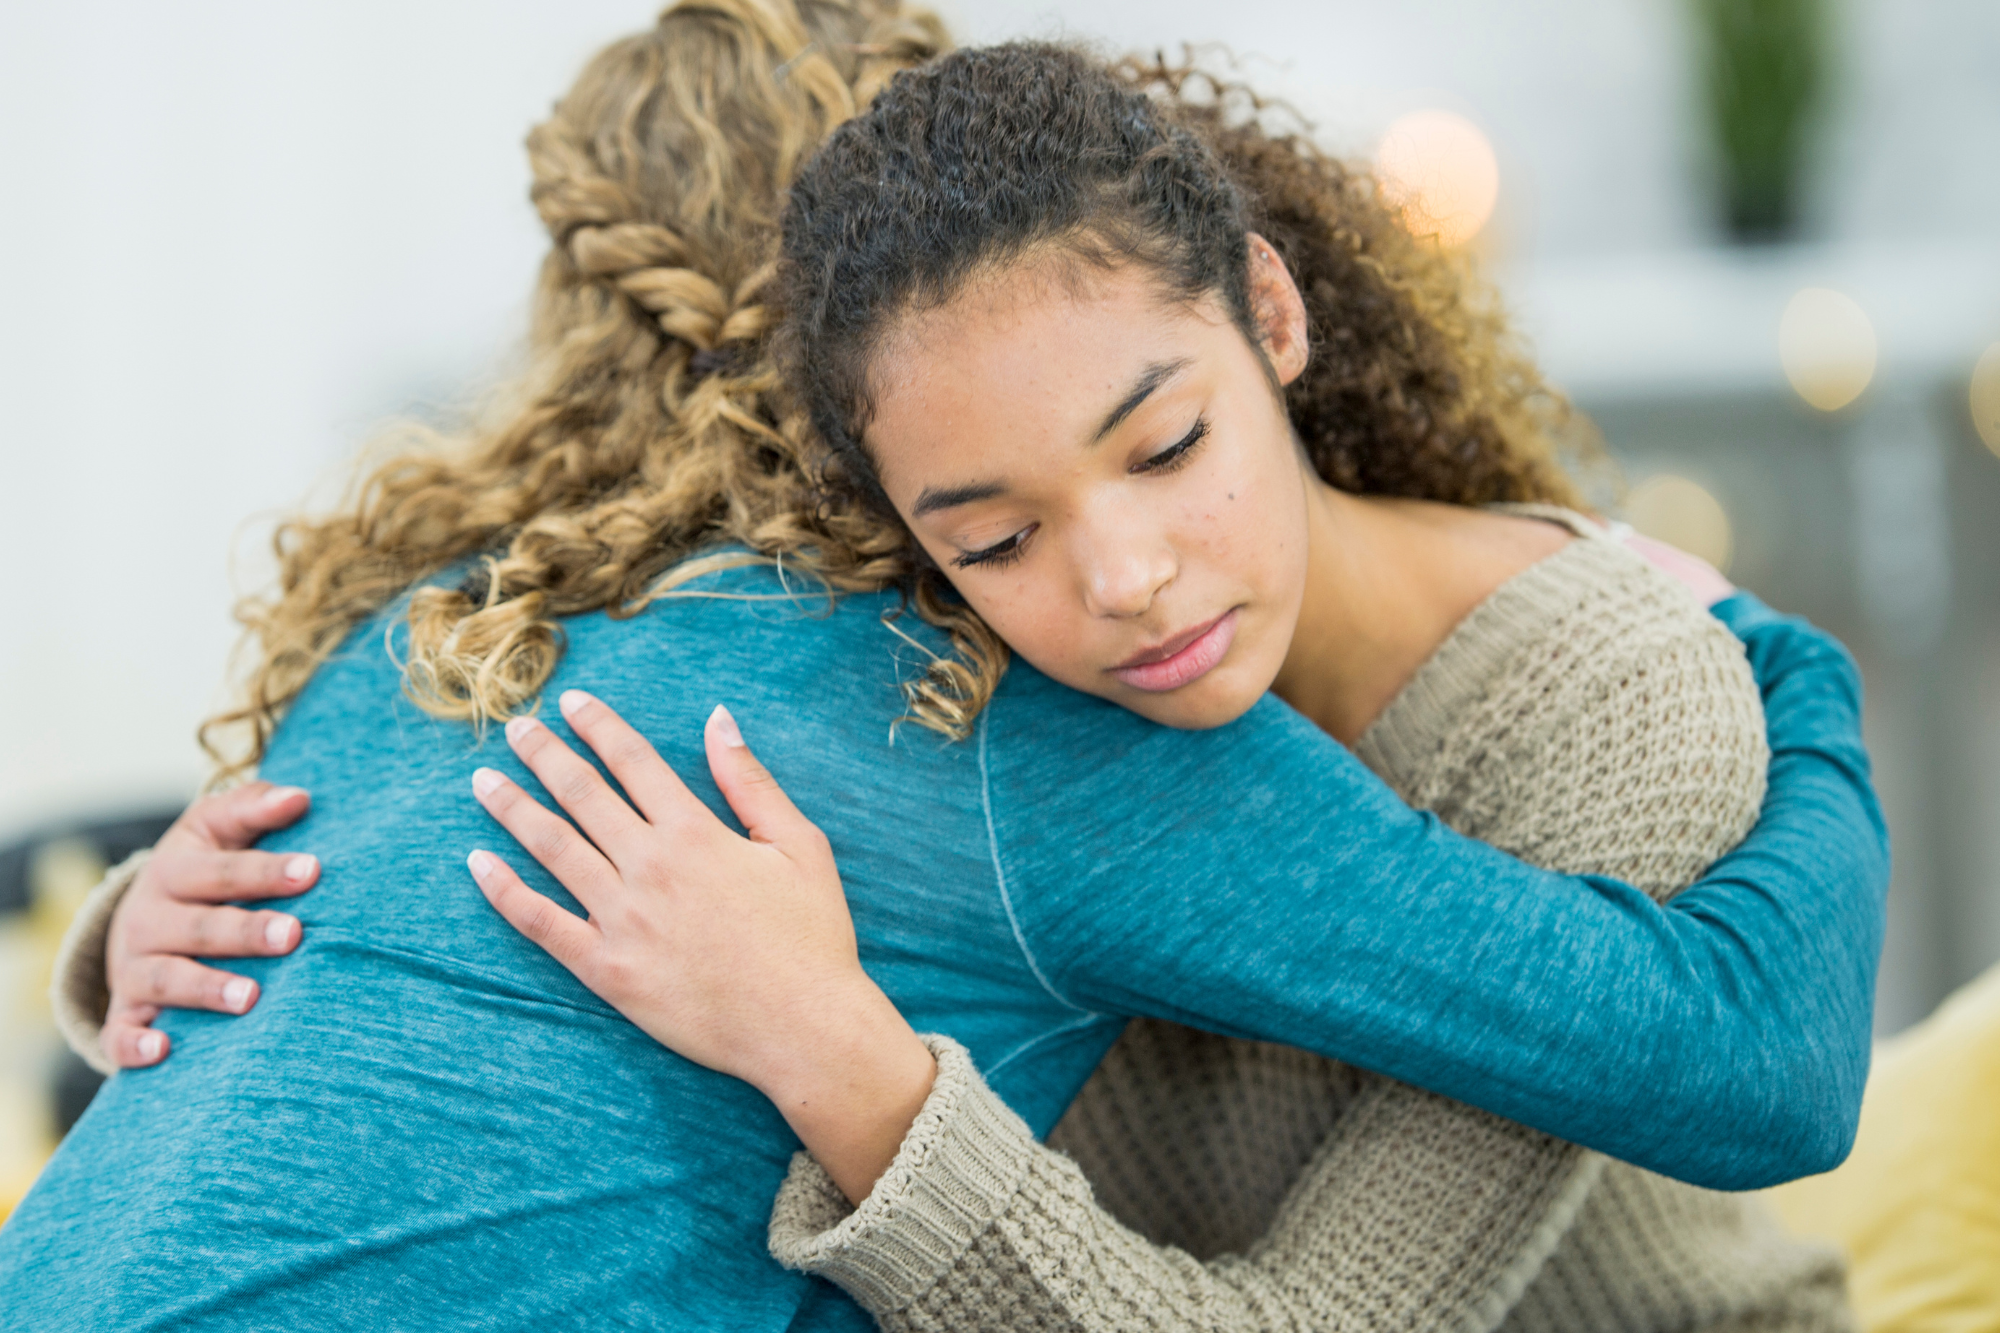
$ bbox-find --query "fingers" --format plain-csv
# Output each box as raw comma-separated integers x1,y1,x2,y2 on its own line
555,690,706,830
113,953,262,1017
501,714,652,857
467,849,598,973
704,705,826,855
100,1017,171,1070
95,900,300,1070
148,847,318,905
169,782,313,853
122,901,301,960
470,766,620,911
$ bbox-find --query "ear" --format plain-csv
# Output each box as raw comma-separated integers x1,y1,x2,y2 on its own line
1245,232,1309,387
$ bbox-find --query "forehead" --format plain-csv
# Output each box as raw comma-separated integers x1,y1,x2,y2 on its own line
865,257,1227,481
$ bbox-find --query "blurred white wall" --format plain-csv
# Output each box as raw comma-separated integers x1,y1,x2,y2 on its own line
0,1,666,833
4,2,1998,1029
945,0,1710,258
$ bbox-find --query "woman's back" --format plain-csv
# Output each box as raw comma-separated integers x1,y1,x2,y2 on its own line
0,568,1029,1331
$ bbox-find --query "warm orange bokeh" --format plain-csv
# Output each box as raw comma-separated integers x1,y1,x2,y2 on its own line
1779,287,1877,412
1375,110,1500,248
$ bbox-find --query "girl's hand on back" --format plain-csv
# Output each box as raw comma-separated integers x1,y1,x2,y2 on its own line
102,783,318,1068
468,692,936,1203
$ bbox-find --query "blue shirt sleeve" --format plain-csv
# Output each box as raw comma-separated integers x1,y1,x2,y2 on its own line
986,594,1886,1191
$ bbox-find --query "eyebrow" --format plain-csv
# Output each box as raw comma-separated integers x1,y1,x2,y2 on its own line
1093,358,1191,442
909,357,1194,521
912,480,1007,518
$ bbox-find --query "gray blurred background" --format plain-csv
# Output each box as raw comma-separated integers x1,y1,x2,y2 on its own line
2,0,1996,1204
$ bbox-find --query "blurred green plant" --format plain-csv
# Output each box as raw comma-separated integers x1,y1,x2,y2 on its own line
1693,0,1829,241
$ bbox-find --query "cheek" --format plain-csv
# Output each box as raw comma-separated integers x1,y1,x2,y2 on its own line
948,566,1102,687
903,529,1095,688
1177,436,1306,592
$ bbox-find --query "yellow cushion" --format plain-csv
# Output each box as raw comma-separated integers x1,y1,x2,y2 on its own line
1765,963,2000,1333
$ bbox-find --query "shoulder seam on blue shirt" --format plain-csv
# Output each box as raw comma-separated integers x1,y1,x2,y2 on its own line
978,708,1094,1016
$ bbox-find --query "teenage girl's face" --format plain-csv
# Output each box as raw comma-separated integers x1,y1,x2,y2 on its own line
865,240,1315,729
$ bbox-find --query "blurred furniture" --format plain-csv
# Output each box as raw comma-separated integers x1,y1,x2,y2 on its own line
1767,960,2000,1333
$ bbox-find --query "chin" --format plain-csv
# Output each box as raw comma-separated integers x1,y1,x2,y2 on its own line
1118,671,1267,731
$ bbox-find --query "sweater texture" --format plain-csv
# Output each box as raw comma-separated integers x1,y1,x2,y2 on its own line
50,850,138,1076
769,511,1855,1332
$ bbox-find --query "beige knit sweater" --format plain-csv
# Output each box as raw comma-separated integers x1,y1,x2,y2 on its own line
764,510,1855,1333
49,513,1852,1333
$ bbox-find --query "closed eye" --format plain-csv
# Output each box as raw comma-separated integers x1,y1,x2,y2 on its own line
1136,417,1209,475
952,524,1036,570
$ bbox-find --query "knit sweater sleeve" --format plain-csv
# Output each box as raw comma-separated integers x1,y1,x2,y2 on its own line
49,847,150,1076
771,1040,1602,1333
771,543,1776,1333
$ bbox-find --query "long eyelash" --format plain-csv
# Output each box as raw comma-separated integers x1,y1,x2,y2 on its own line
953,529,1030,570
1138,417,1210,474
952,420,1207,571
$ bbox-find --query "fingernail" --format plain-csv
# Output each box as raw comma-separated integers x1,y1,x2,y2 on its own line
472,768,505,798
265,786,307,808
559,690,593,719
504,715,537,744
264,915,295,950
710,704,744,749
138,1032,164,1062
467,849,496,882
283,854,316,884
224,978,254,1013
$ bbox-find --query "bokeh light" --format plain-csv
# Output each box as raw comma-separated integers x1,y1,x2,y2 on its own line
1375,110,1500,248
1778,287,1877,411
1626,474,1734,573
1972,343,2000,458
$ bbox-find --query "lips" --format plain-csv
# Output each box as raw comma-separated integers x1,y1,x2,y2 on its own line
1110,608,1239,693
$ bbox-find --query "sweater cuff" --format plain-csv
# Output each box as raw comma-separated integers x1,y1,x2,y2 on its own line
50,847,150,1076
767,1032,1039,1314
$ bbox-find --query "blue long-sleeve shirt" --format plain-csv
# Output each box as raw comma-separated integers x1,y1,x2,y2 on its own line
0,569,1885,1331
984,591,1886,1183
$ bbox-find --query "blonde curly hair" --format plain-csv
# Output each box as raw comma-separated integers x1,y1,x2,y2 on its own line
203,0,959,779
206,7,1591,780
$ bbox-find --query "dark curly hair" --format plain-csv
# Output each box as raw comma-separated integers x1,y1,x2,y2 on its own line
779,41,1592,735
783,43,1586,504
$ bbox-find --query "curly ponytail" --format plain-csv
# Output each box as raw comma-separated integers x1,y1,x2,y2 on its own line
783,42,1586,525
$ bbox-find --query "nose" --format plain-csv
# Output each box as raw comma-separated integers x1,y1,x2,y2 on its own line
1074,501,1178,619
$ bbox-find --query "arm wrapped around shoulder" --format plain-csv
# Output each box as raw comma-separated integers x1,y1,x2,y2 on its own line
1371,539,1771,909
